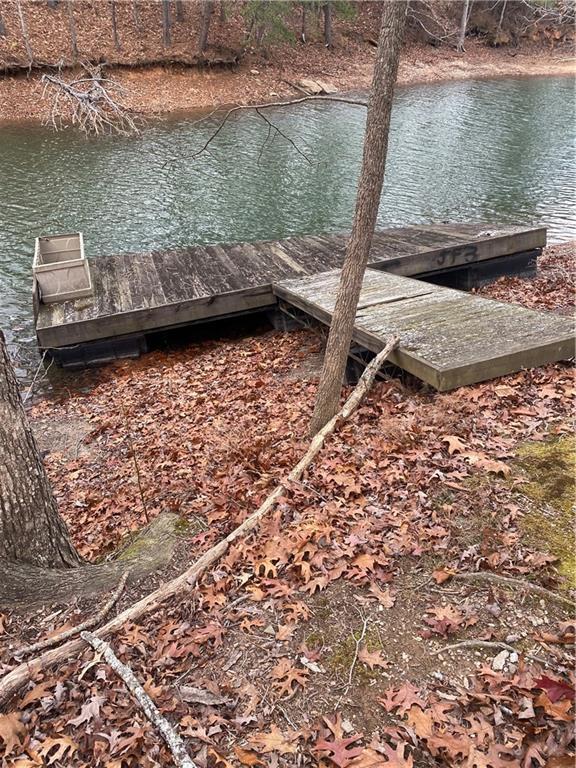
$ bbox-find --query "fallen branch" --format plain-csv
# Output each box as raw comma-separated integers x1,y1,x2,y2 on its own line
82,632,196,768
13,572,128,659
453,572,573,610
0,337,398,708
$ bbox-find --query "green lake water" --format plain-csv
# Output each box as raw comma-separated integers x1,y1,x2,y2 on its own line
0,75,574,380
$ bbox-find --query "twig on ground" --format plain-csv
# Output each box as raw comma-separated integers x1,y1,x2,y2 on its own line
81,631,196,768
452,572,573,609
346,613,369,689
0,338,398,708
13,572,129,659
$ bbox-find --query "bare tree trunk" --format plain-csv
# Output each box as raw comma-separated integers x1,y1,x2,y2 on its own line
0,332,81,568
0,12,6,37
457,0,470,52
66,0,78,62
309,1,407,435
301,2,307,42
162,0,171,47
323,1,333,48
110,0,121,51
132,0,142,33
15,0,33,65
497,0,508,33
175,0,185,22
199,0,214,54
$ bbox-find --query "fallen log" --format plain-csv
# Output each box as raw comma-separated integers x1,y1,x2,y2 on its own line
0,337,397,709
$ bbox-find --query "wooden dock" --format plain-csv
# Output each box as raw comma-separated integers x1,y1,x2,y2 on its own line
273,269,574,390
35,223,544,350
32,221,574,390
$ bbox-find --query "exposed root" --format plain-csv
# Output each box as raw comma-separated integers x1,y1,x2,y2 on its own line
13,572,129,659
452,572,574,610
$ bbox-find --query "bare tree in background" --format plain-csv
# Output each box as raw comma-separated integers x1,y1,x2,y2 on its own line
323,1,333,48
66,0,78,62
162,0,171,47
110,0,121,51
175,0,185,22
0,332,81,569
309,0,407,435
457,0,471,51
15,0,33,65
132,0,142,33
199,0,215,53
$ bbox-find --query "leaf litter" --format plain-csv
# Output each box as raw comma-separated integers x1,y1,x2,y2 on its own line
0,246,574,766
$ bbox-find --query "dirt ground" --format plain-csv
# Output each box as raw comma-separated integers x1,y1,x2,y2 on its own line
0,244,573,767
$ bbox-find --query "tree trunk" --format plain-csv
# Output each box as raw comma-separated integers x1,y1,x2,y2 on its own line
0,332,80,568
301,2,307,42
198,0,214,54
457,0,470,52
66,0,78,62
497,0,507,34
0,12,6,37
110,0,121,51
175,0,185,22
323,2,333,48
15,0,33,65
309,1,407,436
162,0,171,47
132,0,142,33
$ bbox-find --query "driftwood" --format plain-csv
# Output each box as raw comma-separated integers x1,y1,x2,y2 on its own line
453,572,573,610
13,572,128,659
0,338,398,708
41,64,141,136
82,632,197,768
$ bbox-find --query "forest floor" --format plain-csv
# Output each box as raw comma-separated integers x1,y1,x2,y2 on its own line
0,243,573,766
0,38,574,124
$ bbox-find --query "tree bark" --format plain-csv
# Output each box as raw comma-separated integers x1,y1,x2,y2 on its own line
0,332,80,568
175,0,185,22
110,0,121,51
66,0,78,62
15,0,33,65
162,0,171,47
198,0,214,54
309,1,406,435
323,2,333,48
457,0,470,52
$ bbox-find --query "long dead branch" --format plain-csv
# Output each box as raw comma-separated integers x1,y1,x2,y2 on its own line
453,572,573,610
13,572,128,659
82,631,197,768
0,337,398,708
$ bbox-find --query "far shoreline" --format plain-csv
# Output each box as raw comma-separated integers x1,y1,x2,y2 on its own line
0,42,573,127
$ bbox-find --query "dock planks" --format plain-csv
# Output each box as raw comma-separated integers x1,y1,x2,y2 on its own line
35,223,545,349
273,269,574,390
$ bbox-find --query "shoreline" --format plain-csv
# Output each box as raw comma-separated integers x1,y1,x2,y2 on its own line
0,42,573,126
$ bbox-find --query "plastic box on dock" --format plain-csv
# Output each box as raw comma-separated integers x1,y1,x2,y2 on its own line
33,232,92,303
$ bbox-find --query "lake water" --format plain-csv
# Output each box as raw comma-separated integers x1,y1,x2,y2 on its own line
0,75,574,381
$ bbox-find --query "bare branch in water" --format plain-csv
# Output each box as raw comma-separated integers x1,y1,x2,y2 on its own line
41,63,142,137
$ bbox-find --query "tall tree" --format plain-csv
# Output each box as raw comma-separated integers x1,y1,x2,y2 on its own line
175,0,185,22
66,0,78,62
323,1,333,48
309,1,407,435
0,332,81,568
457,0,471,52
15,0,33,65
110,0,121,51
199,0,215,54
162,0,171,47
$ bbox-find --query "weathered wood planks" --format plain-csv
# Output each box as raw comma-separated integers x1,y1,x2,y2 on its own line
273,268,574,390
35,223,546,351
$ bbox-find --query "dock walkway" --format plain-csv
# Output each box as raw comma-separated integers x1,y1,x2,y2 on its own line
273,269,574,391
33,222,574,390
35,224,543,349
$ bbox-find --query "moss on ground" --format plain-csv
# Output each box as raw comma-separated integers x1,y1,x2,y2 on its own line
515,437,575,587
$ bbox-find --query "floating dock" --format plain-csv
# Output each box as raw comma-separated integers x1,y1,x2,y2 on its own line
274,268,574,391
33,222,574,389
